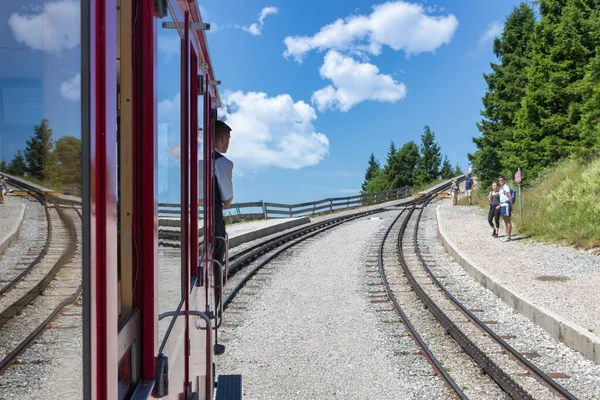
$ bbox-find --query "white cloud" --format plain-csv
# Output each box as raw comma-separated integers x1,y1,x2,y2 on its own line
311,51,407,112
218,91,329,170
60,73,80,101
480,21,503,44
8,0,80,53
283,1,458,62
242,6,279,36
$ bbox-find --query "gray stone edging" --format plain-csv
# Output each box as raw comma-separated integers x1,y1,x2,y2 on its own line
229,217,310,249
436,205,600,364
0,203,26,256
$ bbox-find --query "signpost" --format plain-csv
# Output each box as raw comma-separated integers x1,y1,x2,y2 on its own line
514,168,522,221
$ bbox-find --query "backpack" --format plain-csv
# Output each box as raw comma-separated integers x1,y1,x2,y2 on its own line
505,187,516,204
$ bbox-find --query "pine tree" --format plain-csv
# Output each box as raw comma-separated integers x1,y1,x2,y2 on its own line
577,52,600,159
454,163,464,176
470,3,536,186
440,156,454,179
389,141,420,189
25,119,56,182
513,0,600,179
8,151,27,176
361,152,382,192
416,125,441,185
0,159,7,172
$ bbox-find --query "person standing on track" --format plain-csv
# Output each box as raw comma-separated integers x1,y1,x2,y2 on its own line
487,182,501,237
464,173,474,205
213,120,234,267
497,175,514,241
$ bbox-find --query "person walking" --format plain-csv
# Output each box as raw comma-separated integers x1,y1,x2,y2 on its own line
0,175,6,204
464,173,474,205
450,180,459,206
487,182,501,237
497,175,514,241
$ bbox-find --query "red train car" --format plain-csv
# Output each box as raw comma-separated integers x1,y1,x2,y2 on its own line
83,0,235,398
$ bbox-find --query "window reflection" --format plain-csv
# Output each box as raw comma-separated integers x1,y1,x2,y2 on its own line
0,1,82,399
157,15,183,344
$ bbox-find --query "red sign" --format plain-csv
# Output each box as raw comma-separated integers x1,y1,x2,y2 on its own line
514,169,521,184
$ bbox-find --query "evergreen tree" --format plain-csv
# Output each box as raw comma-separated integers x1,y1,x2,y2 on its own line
389,141,420,189
361,152,382,192
513,0,600,179
470,3,536,186
383,140,397,180
363,170,389,193
416,125,441,185
440,156,454,179
8,151,27,176
454,163,464,176
25,119,56,181
577,52,600,159
0,159,7,172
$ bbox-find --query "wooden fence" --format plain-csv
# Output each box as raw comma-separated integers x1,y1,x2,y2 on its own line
158,187,410,221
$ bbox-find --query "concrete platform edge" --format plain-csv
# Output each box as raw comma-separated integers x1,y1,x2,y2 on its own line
0,203,26,256
436,205,600,364
229,217,310,249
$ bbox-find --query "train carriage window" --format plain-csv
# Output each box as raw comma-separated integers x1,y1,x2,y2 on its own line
0,1,84,398
157,10,184,344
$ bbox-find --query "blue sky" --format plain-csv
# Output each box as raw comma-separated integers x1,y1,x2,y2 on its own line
168,0,524,204
1,1,525,205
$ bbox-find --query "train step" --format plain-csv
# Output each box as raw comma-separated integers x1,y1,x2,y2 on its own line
215,375,242,400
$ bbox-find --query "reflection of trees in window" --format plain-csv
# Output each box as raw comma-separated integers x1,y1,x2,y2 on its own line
5,119,82,194
55,135,82,187
25,119,57,182
8,151,27,176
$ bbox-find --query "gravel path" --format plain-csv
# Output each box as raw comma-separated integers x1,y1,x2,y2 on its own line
218,212,448,399
437,202,600,339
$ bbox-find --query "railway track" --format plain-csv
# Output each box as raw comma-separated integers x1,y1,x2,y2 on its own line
220,199,414,308
372,188,578,399
0,184,82,375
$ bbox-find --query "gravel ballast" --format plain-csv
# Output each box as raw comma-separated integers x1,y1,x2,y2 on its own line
218,213,449,399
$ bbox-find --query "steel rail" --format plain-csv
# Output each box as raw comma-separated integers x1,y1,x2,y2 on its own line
0,184,81,375
377,193,468,400
399,196,533,399
412,199,578,399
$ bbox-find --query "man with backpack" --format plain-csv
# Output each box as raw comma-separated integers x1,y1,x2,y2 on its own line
496,175,514,241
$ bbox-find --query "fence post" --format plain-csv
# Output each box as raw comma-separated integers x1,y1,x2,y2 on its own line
262,200,267,219
289,206,293,218
313,202,316,215
329,198,333,212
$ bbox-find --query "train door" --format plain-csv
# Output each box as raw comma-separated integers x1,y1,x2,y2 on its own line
155,4,213,399
188,35,213,400
154,4,188,399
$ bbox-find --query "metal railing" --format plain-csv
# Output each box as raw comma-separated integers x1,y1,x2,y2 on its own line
158,187,410,222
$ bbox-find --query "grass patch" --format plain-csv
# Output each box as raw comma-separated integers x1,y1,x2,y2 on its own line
517,157,600,249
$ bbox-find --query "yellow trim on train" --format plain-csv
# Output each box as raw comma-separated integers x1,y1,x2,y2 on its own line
10,190,63,196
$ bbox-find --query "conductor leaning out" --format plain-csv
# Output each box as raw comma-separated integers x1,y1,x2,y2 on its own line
212,120,233,266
